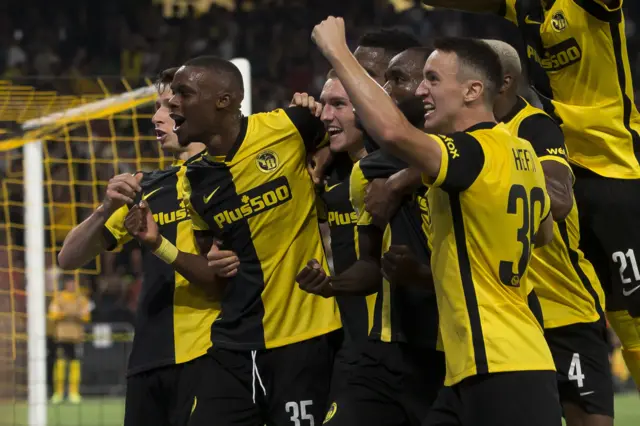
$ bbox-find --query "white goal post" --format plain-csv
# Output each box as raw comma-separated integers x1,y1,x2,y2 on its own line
23,58,251,426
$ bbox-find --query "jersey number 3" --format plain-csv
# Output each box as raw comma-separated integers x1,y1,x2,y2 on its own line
499,184,546,287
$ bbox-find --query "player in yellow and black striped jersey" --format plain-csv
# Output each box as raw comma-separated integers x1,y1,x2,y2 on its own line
488,39,614,424
57,68,214,426
313,27,561,424
422,0,640,386
316,31,423,402
298,46,444,426
124,56,341,426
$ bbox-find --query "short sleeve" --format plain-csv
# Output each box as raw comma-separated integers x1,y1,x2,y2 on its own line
572,0,622,21
284,106,329,152
48,297,62,320
425,133,485,193
518,114,570,168
499,0,519,25
103,205,132,250
359,149,408,180
349,160,374,226
181,171,210,232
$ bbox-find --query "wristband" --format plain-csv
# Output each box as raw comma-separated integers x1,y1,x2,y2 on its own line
153,236,179,264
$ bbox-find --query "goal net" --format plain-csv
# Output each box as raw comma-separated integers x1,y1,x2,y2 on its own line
0,59,251,426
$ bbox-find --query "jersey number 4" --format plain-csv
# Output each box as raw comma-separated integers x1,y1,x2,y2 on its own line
499,184,546,287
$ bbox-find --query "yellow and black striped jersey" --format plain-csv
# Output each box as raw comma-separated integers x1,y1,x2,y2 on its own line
424,122,555,385
502,96,605,328
500,0,640,179
103,160,219,375
319,153,371,342
350,148,438,349
183,107,342,350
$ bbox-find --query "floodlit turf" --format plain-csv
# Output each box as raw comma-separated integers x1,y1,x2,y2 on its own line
0,394,638,425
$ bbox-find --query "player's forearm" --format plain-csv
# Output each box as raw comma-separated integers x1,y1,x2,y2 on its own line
327,47,442,176
421,0,503,13
330,259,382,296
169,251,227,301
328,47,408,142
58,205,111,270
535,214,555,247
542,162,574,222
387,167,423,197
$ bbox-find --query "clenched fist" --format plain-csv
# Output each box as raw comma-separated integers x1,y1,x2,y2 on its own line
311,16,348,59
125,200,160,249
296,259,334,298
290,92,323,117
103,173,143,214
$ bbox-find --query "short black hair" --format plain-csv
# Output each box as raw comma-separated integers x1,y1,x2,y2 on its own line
433,37,504,103
154,67,179,93
402,46,434,62
357,28,422,57
184,55,244,93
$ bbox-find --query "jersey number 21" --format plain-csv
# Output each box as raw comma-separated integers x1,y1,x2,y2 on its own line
499,184,546,287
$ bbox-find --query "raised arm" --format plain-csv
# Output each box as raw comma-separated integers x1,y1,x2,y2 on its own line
421,0,503,13
58,173,142,270
311,18,444,179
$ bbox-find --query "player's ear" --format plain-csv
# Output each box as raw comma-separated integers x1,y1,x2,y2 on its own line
216,93,232,109
463,80,484,104
501,74,513,95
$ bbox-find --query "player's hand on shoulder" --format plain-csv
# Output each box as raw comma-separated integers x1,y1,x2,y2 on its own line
365,178,401,228
103,172,143,213
290,92,323,117
296,259,334,298
206,241,240,278
311,16,347,58
125,200,160,248
307,147,333,185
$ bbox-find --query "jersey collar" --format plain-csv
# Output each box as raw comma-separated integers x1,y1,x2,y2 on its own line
464,121,497,133
500,96,527,124
207,116,249,163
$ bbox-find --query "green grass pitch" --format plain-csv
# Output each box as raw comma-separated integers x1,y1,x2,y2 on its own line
0,394,638,425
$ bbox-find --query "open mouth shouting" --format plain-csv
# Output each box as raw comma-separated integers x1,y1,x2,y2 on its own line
423,102,436,119
170,113,186,132
155,128,168,143
327,125,343,140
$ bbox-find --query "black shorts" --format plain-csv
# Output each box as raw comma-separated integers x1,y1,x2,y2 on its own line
188,332,337,426
55,342,83,360
324,340,445,426
573,166,640,316
329,332,360,400
424,371,562,426
124,357,204,426
545,320,614,417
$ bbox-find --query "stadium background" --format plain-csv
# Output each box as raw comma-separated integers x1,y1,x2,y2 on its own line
0,0,638,424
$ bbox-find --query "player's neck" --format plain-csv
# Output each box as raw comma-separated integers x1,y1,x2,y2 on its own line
452,108,496,133
349,147,366,162
493,95,518,123
205,114,242,156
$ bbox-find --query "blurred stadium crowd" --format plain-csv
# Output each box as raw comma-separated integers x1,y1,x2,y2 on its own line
0,0,639,396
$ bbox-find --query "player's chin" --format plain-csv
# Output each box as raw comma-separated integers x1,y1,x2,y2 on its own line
422,113,441,133
160,136,181,152
329,135,349,152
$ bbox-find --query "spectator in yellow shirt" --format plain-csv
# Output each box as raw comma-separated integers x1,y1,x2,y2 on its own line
48,276,90,404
